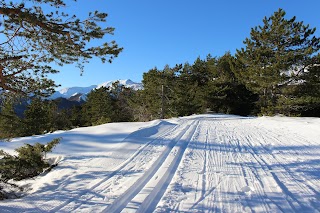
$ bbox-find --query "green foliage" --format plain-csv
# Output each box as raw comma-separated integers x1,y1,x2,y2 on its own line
187,58,212,112
69,105,84,127
140,66,180,120
0,7,318,135
174,64,203,116
137,54,259,120
23,98,50,135
0,99,23,139
0,97,74,138
109,82,135,122
141,67,165,119
127,90,153,122
236,8,320,115
0,138,61,182
92,116,112,126
81,83,135,124
206,53,258,115
22,98,72,136
0,0,122,97
82,87,114,125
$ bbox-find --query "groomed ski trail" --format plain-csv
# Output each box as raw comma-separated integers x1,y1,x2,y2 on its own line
155,116,320,213
1,114,319,213
102,119,200,212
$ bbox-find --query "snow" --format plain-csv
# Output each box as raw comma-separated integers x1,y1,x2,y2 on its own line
0,114,320,212
97,79,143,91
50,85,97,100
49,79,143,100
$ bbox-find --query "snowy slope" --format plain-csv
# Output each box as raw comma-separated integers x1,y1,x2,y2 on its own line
0,114,320,212
50,79,143,100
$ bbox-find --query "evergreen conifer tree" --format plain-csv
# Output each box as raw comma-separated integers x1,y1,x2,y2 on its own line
82,87,114,125
109,82,134,122
174,63,202,116
70,105,84,127
207,53,257,115
127,90,153,122
141,68,166,120
0,138,60,182
0,99,23,138
23,98,50,135
187,56,215,113
236,9,320,115
141,66,178,119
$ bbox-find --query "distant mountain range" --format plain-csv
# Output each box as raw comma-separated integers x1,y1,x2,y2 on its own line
49,79,143,101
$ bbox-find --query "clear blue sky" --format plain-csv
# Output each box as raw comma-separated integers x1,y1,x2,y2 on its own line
50,0,320,88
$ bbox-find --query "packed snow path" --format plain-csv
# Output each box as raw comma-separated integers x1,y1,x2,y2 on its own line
0,114,319,212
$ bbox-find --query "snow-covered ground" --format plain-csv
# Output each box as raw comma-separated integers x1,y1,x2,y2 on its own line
0,114,319,212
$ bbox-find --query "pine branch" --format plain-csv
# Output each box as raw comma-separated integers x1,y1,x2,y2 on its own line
0,7,69,35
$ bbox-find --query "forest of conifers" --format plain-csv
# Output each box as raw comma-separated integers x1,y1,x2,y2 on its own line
0,9,319,139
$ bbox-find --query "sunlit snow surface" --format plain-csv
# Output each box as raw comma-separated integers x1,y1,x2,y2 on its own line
0,114,319,212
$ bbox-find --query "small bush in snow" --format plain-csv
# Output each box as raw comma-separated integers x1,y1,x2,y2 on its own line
0,138,61,182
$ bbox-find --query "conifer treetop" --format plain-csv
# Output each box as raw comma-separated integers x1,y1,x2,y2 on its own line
236,8,320,113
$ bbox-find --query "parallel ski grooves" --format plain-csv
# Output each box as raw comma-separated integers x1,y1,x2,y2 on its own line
50,120,181,212
102,120,197,213
137,120,200,213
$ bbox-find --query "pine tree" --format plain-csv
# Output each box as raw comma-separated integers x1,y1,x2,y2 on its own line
0,0,122,97
206,53,257,115
141,66,178,119
127,90,153,122
0,138,60,182
189,57,213,112
109,82,134,122
70,105,84,127
174,63,202,116
82,87,114,125
0,99,23,139
141,67,166,120
46,101,72,131
236,9,320,115
23,98,50,135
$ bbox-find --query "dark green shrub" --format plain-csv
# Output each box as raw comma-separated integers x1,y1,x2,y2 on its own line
0,138,61,182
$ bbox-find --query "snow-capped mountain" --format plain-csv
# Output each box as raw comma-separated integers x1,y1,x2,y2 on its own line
50,85,97,100
50,79,143,101
97,79,143,91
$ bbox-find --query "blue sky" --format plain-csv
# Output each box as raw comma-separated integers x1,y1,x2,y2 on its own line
50,0,320,88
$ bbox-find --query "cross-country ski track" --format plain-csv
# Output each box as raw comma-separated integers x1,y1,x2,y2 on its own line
0,114,319,212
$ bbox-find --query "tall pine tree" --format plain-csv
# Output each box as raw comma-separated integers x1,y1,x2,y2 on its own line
236,9,320,115
141,66,178,120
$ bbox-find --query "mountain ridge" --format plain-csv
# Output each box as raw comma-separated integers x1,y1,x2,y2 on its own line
50,79,143,101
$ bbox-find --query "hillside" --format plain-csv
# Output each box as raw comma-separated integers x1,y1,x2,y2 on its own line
0,114,319,212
